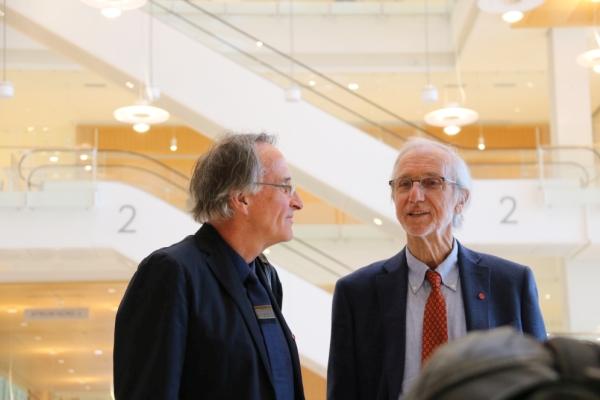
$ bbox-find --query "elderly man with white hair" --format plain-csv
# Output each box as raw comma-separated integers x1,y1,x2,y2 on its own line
327,137,546,400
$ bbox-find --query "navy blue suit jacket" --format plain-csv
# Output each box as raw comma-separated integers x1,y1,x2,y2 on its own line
327,242,546,400
114,224,304,400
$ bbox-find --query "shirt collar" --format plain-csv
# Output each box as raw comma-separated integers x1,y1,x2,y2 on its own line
406,239,459,294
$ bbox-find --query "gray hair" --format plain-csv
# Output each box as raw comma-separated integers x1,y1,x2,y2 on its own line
190,133,276,223
392,137,472,228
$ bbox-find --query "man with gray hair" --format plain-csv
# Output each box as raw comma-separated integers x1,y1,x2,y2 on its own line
114,133,305,400
327,137,546,400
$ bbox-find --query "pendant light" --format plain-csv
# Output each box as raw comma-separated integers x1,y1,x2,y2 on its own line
477,0,544,25
81,0,147,19
113,1,169,132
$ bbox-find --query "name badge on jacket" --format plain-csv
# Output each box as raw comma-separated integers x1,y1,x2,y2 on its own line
254,305,276,320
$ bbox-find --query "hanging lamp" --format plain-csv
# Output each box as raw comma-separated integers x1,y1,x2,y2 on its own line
113,1,169,132
81,0,147,19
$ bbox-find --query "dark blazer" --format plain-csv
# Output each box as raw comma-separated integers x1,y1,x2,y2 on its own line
114,224,304,400
327,242,546,400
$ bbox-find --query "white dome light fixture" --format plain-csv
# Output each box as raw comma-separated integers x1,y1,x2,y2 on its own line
81,0,147,19
114,102,169,133
424,103,479,136
0,80,13,98
285,84,302,102
577,48,600,73
502,10,524,23
478,0,544,24
113,0,170,132
421,84,439,104
443,125,461,136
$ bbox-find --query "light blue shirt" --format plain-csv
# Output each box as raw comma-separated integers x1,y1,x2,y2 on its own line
400,239,467,396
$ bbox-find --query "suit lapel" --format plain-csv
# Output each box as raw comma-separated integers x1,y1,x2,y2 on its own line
376,250,409,399
457,242,490,331
194,225,274,384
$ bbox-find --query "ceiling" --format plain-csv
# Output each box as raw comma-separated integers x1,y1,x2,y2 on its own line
2,1,599,134
0,278,126,397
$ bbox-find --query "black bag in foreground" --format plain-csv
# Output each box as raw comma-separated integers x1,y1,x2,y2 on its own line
403,327,600,400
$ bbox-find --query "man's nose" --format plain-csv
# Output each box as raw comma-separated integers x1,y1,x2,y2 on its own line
407,181,425,202
291,191,303,210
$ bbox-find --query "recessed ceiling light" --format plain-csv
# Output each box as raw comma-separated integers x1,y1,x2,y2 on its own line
544,293,551,300
49,155,59,163
27,126,35,132
58,359,65,364
526,81,534,88
514,107,521,113
373,217,383,226
308,80,316,87
68,368,75,374
347,82,359,91
80,154,89,161
7,308,17,314
263,248,271,255
49,349,57,356
107,288,116,294
593,65,600,74
256,41,263,48
125,81,135,89
84,165,93,172
94,349,103,356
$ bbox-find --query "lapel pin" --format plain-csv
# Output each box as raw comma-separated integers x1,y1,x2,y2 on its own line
477,292,486,300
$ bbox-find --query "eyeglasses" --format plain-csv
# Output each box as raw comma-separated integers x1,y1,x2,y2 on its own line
388,176,456,193
255,182,297,196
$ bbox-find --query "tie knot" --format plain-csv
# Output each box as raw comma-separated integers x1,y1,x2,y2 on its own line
425,269,442,289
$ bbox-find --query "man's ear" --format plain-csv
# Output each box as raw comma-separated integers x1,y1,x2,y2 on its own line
455,190,470,213
230,191,250,213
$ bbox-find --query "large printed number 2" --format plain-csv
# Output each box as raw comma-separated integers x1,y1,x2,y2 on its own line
500,196,518,224
118,205,137,233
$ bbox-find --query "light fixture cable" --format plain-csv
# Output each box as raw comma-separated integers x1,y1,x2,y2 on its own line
2,0,6,82
289,0,295,81
424,0,431,86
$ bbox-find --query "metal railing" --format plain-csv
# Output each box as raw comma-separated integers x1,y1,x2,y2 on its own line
6,146,351,280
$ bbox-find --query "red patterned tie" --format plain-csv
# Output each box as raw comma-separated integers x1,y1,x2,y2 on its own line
421,269,448,364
